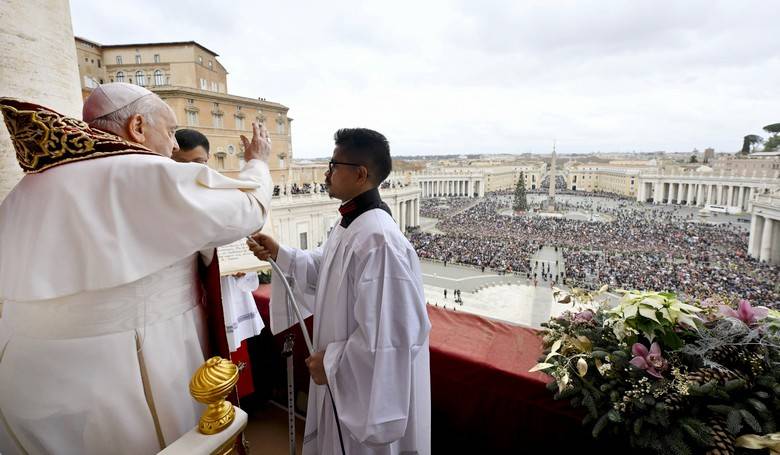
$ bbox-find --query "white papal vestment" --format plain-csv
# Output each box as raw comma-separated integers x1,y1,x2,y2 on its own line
0,154,272,455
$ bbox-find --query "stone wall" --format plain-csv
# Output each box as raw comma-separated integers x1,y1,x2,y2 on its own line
0,0,83,201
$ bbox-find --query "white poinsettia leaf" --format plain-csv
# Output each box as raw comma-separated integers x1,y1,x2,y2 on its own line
638,306,660,323
623,303,639,318
529,362,555,373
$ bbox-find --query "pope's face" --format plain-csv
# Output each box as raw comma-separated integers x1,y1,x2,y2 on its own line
143,103,179,158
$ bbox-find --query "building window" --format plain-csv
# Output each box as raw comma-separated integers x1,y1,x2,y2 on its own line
154,54,160,63
84,57,89,62
187,98,194,104
210,81,217,92
116,56,123,64
84,76,98,89
135,71,146,86
237,105,242,111
235,116,245,130
200,78,207,90
216,155,225,169
97,59,101,68
208,60,213,70
186,111,198,126
135,55,141,64
299,232,308,250
154,70,164,86
277,119,285,135
116,71,124,82
212,113,223,128
198,56,203,64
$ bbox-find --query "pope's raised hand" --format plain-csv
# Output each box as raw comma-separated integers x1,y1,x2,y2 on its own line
247,232,279,261
240,122,271,162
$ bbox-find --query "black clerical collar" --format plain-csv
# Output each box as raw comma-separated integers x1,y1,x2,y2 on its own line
338,188,392,228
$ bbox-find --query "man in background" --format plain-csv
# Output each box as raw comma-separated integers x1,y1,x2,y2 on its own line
173,128,210,164
173,128,266,357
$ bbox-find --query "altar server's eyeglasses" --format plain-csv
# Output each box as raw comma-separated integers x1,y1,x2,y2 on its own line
328,160,364,173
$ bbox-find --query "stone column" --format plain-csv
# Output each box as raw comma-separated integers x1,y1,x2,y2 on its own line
727,186,734,207
759,218,774,262
748,187,756,211
699,184,705,205
749,215,764,258
737,186,744,211
400,200,406,232
716,185,723,205
772,220,780,265
0,0,84,202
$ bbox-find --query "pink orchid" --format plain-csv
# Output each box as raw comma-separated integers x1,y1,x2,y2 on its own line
630,342,668,379
574,310,594,323
719,299,769,325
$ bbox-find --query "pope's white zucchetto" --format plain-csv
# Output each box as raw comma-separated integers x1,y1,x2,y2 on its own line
82,82,154,123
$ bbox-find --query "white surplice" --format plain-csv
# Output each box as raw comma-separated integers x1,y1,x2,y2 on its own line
199,250,265,353
220,272,264,352
0,155,272,455
270,208,431,455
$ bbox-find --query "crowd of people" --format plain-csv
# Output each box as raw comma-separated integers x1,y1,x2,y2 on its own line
272,180,410,197
408,195,779,306
273,182,326,196
420,196,477,218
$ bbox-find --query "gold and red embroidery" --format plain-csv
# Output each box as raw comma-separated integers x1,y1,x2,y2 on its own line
0,98,159,173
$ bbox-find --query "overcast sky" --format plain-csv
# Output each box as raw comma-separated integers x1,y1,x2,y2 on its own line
70,0,779,159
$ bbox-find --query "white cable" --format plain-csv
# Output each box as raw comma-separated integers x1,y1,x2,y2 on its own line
247,236,315,356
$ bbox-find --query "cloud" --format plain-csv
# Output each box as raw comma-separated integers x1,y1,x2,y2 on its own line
70,0,780,158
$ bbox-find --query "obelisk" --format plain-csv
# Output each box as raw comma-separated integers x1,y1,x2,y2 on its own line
547,142,557,211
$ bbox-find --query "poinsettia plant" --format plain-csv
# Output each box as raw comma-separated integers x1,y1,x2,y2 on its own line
532,288,780,455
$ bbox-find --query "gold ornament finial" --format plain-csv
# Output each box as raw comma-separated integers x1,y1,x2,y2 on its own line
189,356,239,435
